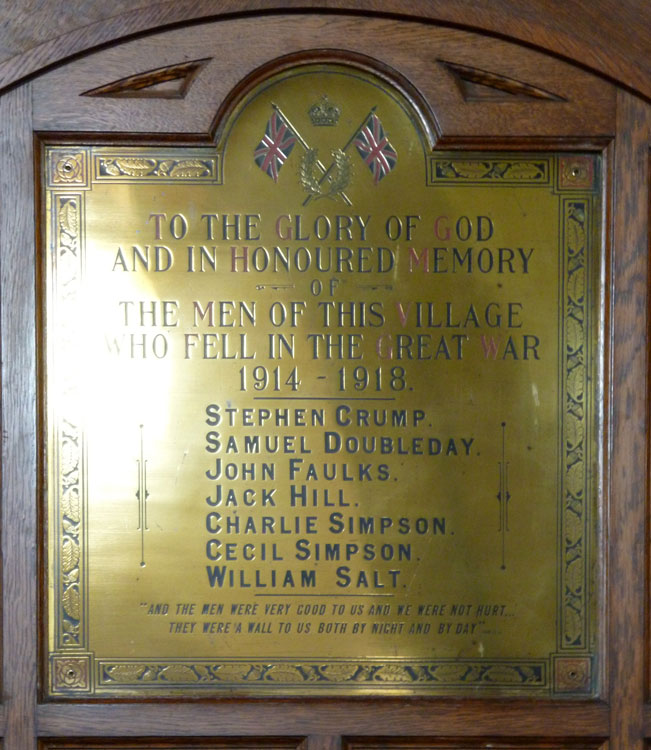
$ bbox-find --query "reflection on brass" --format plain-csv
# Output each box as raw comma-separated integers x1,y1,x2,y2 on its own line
44,63,602,697
136,424,150,567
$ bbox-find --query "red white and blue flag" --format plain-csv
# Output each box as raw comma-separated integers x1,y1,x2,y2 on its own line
254,111,297,182
354,113,397,185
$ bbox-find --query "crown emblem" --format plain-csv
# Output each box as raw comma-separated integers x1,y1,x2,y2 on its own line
308,95,340,126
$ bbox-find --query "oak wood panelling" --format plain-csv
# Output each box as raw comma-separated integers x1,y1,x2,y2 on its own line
1,82,38,748
608,91,650,750
40,740,306,749
35,702,610,737
0,1,648,101
347,740,608,749
645,143,651,737
31,16,616,140
37,739,607,750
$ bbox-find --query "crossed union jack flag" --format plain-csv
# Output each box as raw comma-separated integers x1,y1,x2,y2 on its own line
353,113,397,185
253,111,297,182
254,108,397,186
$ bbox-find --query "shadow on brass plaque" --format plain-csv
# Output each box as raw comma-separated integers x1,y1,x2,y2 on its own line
43,60,602,698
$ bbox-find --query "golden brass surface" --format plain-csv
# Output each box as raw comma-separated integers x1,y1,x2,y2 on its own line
44,64,602,697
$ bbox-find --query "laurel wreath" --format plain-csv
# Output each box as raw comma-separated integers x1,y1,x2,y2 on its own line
300,148,351,200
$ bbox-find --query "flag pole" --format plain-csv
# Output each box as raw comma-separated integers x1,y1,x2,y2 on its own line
301,105,377,207
272,103,313,155
313,105,377,186
340,105,377,155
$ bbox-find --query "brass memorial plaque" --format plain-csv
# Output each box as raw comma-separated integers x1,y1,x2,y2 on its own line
44,63,602,697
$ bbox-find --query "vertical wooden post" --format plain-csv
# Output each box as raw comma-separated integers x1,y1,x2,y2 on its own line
609,89,650,750
1,83,38,749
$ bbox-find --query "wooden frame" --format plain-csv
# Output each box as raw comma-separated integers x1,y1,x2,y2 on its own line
0,3,649,749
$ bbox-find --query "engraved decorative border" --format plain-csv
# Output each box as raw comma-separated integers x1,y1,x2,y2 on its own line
97,658,546,691
51,652,93,693
93,152,221,183
48,148,90,188
559,197,591,652
428,156,550,185
50,191,87,652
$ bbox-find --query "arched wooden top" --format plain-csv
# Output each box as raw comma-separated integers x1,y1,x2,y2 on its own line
0,0,649,100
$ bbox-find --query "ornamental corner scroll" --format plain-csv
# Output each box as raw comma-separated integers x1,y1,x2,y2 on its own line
43,63,602,699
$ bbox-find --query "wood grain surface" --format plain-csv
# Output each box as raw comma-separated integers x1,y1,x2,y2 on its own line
0,82,37,748
30,17,616,139
0,1,649,100
607,90,650,750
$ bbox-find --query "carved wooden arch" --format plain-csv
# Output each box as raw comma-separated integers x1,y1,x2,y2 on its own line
29,15,618,143
0,1,649,100
208,50,441,147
